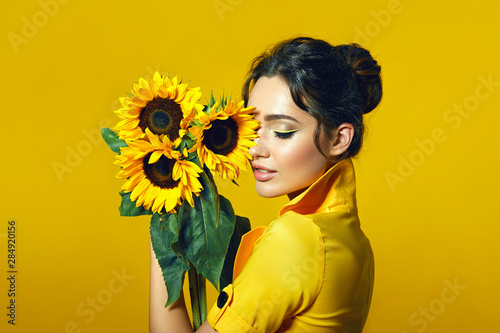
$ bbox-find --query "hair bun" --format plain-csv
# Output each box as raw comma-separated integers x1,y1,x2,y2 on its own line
335,44,382,114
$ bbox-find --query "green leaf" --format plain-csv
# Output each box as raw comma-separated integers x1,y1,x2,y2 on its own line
219,93,228,109
178,133,196,154
209,93,216,108
118,191,152,217
180,194,235,290
198,167,220,227
101,127,128,154
170,201,191,267
219,215,251,290
150,213,189,307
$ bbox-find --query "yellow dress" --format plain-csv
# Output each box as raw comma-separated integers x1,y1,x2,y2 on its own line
207,158,374,332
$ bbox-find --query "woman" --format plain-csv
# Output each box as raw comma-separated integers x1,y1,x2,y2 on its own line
150,36,382,332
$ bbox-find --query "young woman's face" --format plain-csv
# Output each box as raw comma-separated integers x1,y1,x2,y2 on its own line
248,76,333,199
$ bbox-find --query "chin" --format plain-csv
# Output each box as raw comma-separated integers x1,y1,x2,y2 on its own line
256,191,281,199
255,183,309,200
255,185,284,199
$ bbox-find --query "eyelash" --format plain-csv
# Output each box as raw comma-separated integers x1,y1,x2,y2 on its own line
273,130,298,139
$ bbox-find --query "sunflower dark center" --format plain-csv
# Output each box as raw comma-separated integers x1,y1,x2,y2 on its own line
203,118,239,156
143,153,179,189
152,110,170,128
139,97,183,140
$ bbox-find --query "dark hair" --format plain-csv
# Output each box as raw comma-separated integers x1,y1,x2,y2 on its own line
242,36,382,160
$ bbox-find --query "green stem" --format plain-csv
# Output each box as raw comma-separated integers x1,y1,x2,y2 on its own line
188,262,207,331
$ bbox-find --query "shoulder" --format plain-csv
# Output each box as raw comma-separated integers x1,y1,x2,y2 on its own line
257,212,325,257
223,212,326,329
252,212,326,287
312,210,370,254
265,211,323,241
311,211,373,287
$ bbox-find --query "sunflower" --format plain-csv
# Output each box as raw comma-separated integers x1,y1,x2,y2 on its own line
190,99,258,180
114,72,203,141
115,129,203,214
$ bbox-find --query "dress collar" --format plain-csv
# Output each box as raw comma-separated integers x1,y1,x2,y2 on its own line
278,158,357,217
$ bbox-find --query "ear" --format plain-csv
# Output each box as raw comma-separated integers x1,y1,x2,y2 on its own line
328,123,354,157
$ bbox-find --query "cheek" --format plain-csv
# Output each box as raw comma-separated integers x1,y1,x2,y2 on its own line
280,140,328,176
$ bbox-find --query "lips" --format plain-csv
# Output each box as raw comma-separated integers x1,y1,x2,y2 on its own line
252,162,276,181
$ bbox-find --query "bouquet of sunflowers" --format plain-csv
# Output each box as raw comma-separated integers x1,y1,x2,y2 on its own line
101,72,258,329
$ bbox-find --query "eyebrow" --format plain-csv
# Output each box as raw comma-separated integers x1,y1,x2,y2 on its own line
263,114,300,123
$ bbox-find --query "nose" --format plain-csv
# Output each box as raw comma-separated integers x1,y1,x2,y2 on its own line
249,133,269,159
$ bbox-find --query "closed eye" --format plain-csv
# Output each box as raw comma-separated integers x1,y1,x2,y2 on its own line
274,129,298,139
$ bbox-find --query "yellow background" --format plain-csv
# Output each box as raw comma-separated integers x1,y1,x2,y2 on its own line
2,0,499,332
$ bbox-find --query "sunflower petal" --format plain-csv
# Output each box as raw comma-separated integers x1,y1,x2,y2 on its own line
149,151,163,164
114,73,202,141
